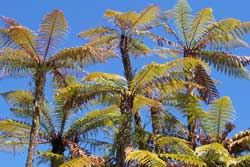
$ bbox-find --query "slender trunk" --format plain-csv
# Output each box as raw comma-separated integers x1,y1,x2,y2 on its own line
26,72,46,167
115,95,133,167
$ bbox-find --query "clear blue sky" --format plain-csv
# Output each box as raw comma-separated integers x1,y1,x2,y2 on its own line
0,0,250,166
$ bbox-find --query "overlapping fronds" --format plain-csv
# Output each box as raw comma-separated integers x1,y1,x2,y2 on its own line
155,136,193,155
197,51,250,78
126,150,166,167
130,38,151,56
133,95,162,114
203,96,235,141
9,26,38,60
104,5,159,31
47,45,116,67
131,57,208,93
0,48,35,77
160,153,206,167
228,154,250,167
65,105,120,137
0,16,19,28
59,157,92,167
188,8,214,46
55,83,120,112
38,10,68,58
173,0,192,44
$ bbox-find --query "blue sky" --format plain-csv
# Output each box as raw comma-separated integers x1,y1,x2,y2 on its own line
0,0,250,166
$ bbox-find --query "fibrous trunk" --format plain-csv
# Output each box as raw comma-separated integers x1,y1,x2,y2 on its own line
26,72,46,167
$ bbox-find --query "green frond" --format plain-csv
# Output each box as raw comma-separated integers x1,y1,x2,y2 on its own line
203,96,235,141
65,105,120,137
59,157,92,167
38,10,68,58
160,153,206,167
195,143,231,166
156,136,194,155
131,57,209,94
188,8,214,46
133,95,162,114
228,154,250,167
1,90,33,117
38,151,64,160
233,22,250,39
78,27,117,40
126,150,166,167
197,51,250,79
0,48,35,77
173,0,192,45
47,45,116,67
130,38,151,56
55,83,120,112
9,26,38,59
0,119,31,135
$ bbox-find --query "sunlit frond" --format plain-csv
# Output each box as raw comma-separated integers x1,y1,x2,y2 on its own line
160,153,206,167
9,26,39,61
203,97,235,141
0,119,31,135
47,45,116,67
126,150,166,167
38,10,68,58
188,8,214,46
156,136,193,155
65,105,120,138
173,0,192,44
133,95,162,114
59,157,92,167
78,26,117,40
0,48,35,77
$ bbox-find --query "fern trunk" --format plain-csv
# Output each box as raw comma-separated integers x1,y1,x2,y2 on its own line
51,137,65,167
26,72,46,167
115,95,133,167
151,107,161,135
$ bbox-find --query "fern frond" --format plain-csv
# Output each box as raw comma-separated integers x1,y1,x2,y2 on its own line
131,57,208,94
47,45,116,67
59,157,92,167
0,140,29,153
0,119,31,135
0,48,35,77
78,27,117,40
203,97,235,141
188,8,214,46
65,105,120,138
131,5,159,30
156,136,194,155
133,95,162,114
9,26,39,61
0,28,16,48
83,72,126,83
160,153,206,167
38,151,64,160
173,0,192,45
126,150,166,167
197,51,250,79
38,10,68,58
